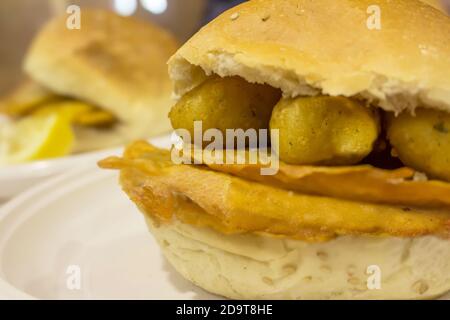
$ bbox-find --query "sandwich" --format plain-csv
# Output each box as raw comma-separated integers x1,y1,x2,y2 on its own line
0,9,178,164
100,0,450,299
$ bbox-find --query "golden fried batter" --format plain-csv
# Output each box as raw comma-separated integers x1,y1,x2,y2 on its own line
99,142,450,242
387,108,450,182
270,96,380,165
74,110,116,127
169,76,281,138
0,80,59,116
1,80,116,127
34,100,116,127
187,146,450,210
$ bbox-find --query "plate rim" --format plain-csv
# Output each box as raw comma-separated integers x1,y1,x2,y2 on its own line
0,133,173,180
0,164,108,299
0,135,172,299
0,146,120,180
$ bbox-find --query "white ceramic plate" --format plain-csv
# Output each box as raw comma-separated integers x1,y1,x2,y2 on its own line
0,138,218,300
0,135,172,202
0,149,116,202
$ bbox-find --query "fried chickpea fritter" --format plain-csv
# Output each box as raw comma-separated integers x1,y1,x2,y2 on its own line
33,100,116,127
0,80,59,116
270,96,380,165
169,76,281,137
387,108,450,182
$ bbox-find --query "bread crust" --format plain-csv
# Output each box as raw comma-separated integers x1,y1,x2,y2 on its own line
168,0,450,114
147,216,450,300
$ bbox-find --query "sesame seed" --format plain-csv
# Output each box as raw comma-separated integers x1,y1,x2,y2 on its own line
230,12,240,21
317,251,328,260
262,277,273,285
348,277,361,285
412,280,429,295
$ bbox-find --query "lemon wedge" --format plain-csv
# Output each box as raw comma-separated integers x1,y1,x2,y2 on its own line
0,113,75,165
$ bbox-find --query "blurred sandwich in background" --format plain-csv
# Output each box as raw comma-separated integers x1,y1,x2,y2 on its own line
0,9,178,165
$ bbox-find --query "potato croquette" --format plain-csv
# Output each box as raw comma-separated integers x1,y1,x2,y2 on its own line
270,96,380,165
169,76,281,137
387,108,450,182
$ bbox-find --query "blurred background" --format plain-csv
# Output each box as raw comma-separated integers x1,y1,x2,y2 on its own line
0,0,246,97
0,0,448,97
